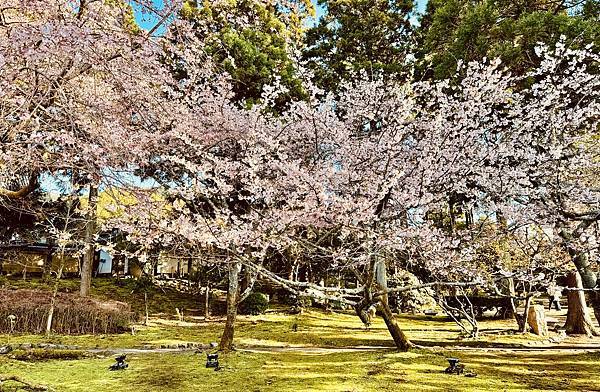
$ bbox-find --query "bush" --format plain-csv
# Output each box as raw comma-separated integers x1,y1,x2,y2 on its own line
0,289,132,334
388,270,436,313
238,292,269,315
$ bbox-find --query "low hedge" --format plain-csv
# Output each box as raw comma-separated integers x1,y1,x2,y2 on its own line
0,289,132,334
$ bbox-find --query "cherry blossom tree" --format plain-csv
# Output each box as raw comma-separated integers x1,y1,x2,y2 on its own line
413,40,600,334
109,43,509,348
0,0,180,296
3,1,597,350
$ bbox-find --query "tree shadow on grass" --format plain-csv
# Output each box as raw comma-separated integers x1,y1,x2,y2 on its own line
130,354,187,390
441,351,600,391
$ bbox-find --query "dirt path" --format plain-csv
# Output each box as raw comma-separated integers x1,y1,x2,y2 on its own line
87,345,392,355
84,343,600,356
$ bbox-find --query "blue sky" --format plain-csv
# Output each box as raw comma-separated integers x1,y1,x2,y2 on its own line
132,0,428,35
133,0,175,34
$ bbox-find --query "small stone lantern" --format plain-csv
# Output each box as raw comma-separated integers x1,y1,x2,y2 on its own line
206,353,219,369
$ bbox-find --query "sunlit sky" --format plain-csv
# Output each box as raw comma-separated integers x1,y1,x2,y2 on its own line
132,0,429,35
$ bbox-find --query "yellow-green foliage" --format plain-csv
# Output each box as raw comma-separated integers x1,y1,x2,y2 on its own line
103,0,142,35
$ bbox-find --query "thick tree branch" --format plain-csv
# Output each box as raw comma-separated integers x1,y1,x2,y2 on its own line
373,281,479,298
0,173,38,199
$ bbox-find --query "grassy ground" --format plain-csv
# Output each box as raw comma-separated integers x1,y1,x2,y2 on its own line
0,308,551,350
2,279,600,391
2,311,600,392
2,345,600,391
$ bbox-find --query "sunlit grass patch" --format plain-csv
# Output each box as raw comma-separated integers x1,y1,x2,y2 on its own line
3,346,600,391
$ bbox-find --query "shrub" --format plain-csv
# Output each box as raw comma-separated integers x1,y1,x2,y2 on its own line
238,292,269,315
0,289,132,334
388,270,436,314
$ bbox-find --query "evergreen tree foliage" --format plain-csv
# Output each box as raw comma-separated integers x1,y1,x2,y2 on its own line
415,0,599,80
303,0,415,91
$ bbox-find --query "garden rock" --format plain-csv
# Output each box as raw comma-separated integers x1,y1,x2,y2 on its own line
0,345,12,354
527,305,548,336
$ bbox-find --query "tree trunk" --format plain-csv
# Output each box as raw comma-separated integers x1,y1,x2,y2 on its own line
80,185,98,297
144,291,149,326
520,295,533,333
465,204,474,228
592,293,600,327
42,250,53,282
187,257,193,281
558,228,599,324
46,300,54,335
374,258,413,351
218,261,241,352
503,277,516,319
378,301,413,351
448,200,456,234
204,283,210,319
46,259,65,336
564,271,599,336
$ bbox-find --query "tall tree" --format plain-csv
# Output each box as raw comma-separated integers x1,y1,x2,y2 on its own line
176,0,314,107
303,0,415,91
0,0,177,295
415,0,600,79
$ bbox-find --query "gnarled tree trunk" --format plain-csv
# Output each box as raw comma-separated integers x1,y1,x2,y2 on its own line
564,271,599,336
559,228,600,326
374,258,413,351
219,261,241,352
377,300,413,350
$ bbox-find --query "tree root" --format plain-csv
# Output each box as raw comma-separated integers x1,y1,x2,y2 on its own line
0,375,53,391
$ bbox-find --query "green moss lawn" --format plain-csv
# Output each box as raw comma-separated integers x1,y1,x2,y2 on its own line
2,346,600,391
1,278,600,391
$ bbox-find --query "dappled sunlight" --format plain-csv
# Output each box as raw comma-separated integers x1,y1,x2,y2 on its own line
4,307,600,350
3,305,600,391
3,336,600,391
238,337,302,347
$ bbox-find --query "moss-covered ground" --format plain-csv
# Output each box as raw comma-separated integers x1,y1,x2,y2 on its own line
0,307,552,350
2,345,600,391
0,277,210,316
1,278,600,391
